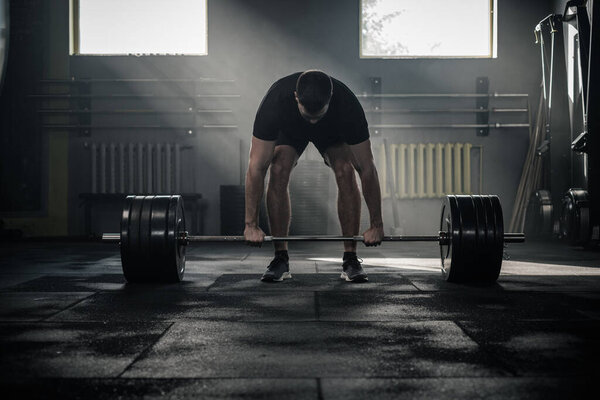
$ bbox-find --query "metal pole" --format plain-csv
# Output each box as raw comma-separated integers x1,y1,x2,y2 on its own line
186,235,442,242
101,232,525,244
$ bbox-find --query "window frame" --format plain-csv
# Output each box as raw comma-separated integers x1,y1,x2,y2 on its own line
69,0,208,56
359,0,498,59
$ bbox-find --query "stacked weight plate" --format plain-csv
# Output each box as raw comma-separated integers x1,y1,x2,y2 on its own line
113,194,515,285
289,160,330,235
525,190,553,237
120,195,186,283
559,189,590,246
440,195,504,284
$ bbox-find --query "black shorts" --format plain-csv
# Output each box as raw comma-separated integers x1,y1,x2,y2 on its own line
275,129,344,159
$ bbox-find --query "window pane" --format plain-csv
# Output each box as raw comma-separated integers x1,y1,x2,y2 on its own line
76,0,207,55
361,0,496,58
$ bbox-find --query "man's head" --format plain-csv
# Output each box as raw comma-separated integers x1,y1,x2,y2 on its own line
294,70,333,124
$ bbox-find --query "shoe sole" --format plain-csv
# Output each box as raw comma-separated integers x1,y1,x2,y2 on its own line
340,272,368,282
261,271,292,282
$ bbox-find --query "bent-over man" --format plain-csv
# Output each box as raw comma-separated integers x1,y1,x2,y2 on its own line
244,70,384,282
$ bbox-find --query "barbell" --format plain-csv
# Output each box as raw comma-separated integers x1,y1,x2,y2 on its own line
102,194,524,284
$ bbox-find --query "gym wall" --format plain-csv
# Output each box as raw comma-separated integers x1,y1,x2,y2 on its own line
1,0,549,236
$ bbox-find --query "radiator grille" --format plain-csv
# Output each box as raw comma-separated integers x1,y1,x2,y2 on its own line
377,143,476,199
86,142,182,194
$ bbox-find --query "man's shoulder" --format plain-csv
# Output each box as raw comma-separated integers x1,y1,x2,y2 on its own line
261,72,300,103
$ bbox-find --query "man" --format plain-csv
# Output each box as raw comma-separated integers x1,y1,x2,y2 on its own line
244,70,384,283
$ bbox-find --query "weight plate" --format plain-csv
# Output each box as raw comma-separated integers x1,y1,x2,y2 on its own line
456,196,478,282
481,196,497,255
164,195,186,282
121,196,145,283
472,195,488,254
149,196,172,280
525,190,553,236
440,195,464,282
473,196,504,284
560,189,590,245
139,195,155,276
484,195,504,283
120,195,134,280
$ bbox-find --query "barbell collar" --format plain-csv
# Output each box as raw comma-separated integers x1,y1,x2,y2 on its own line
102,233,121,243
503,233,526,243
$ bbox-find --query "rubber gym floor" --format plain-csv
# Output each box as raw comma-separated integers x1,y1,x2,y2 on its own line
0,239,598,399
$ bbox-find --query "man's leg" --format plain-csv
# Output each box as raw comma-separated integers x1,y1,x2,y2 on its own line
266,145,299,251
324,144,361,252
323,143,367,282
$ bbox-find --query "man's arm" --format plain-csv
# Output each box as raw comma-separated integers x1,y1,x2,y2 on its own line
349,139,384,246
244,136,276,245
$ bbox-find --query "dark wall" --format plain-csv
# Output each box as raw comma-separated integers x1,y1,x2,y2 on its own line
6,0,557,236
0,0,47,212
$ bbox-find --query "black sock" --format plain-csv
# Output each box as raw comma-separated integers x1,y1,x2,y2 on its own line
275,250,289,261
343,251,357,261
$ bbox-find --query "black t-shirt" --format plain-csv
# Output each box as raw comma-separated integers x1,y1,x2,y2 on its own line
252,72,369,146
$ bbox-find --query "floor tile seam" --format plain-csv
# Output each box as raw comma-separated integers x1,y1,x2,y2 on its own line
0,320,175,326
408,289,600,294
39,292,99,322
37,318,474,324
102,373,526,380
38,317,599,324
2,375,590,381
453,320,519,377
204,275,226,292
116,321,176,378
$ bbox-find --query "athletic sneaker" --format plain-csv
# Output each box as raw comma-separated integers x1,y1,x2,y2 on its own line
341,256,368,282
261,254,292,282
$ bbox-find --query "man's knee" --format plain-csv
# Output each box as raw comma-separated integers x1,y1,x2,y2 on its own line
270,158,294,185
331,161,356,183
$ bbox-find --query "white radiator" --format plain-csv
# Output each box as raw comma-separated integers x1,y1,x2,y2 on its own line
86,142,182,194
377,142,478,199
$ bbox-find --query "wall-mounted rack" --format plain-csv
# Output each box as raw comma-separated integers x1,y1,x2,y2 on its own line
357,93,529,98
37,109,233,114
370,123,530,129
29,94,241,99
366,108,528,114
40,78,235,83
30,76,240,136
361,77,530,136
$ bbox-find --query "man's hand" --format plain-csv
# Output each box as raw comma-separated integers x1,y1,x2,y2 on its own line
244,224,266,247
363,224,384,247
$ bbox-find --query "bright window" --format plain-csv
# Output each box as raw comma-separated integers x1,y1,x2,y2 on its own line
71,0,207,55
361,0,497,58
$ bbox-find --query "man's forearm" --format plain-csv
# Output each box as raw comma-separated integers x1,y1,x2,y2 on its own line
245,166,268,227
359,166,383,227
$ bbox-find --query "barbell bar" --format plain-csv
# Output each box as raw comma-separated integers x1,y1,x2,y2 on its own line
101,194,525,285
102,232,525,244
